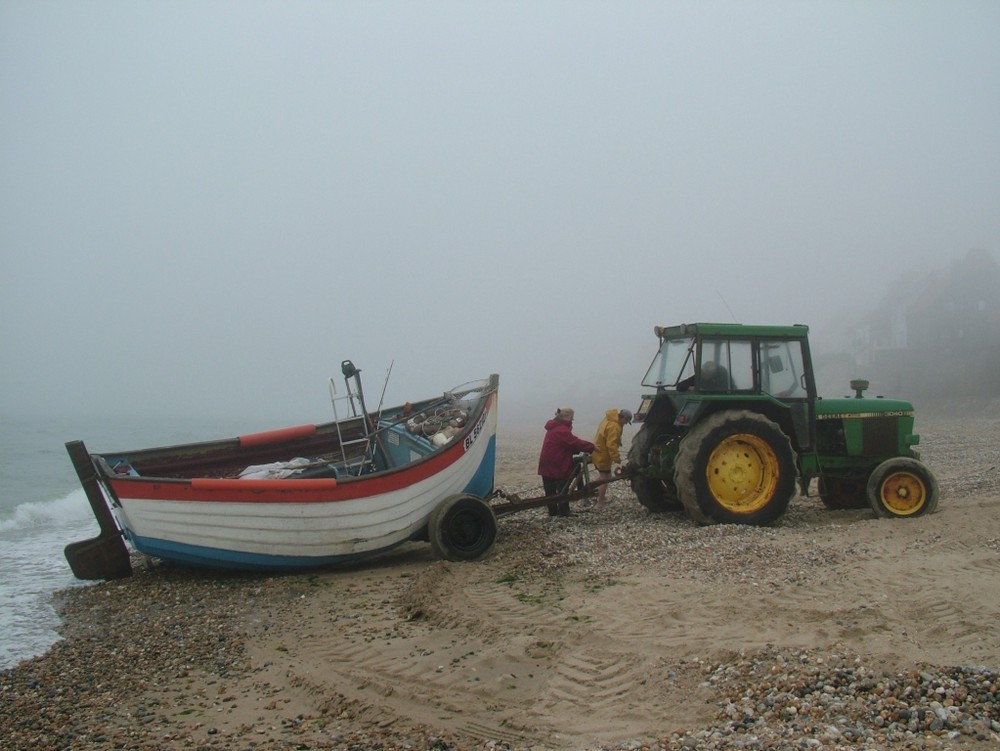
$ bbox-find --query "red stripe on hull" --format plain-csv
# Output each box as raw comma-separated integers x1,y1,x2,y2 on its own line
111,477,343,503
238,423,317,447
191,477,337,491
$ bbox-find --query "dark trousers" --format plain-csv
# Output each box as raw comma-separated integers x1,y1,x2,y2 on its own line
542,476,570,516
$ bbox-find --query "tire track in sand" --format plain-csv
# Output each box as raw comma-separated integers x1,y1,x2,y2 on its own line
260,561,571,748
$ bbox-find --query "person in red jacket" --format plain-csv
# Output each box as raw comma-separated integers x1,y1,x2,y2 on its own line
537,407,596,517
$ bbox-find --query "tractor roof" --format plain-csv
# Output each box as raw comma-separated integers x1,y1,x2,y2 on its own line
654,322,810,339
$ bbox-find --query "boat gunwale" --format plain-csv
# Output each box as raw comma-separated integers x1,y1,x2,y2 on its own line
91,375,500,486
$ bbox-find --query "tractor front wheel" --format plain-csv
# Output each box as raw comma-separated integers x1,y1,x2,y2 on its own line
867,458,939,518
675,410,798,525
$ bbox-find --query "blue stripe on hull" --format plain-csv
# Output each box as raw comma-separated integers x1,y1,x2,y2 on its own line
124,434,499,571
462,434,496,497
127,532,410,571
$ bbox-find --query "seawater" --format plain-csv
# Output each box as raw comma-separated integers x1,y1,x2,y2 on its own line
0,412,275,669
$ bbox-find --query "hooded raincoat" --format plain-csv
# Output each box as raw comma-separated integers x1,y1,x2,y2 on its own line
591,408,625,472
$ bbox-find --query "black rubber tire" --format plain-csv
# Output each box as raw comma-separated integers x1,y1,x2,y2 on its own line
428,494,497,561
674,410,798,525
630,474,684,512
867,458,939,518
626,422,658,466
819,476,869,510
627,422,682,512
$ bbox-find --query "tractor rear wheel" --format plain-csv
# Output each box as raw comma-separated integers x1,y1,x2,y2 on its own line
630,474,684,512
627,422,658,466
819,476,869,509
674,410,798,525
867,458,939,518
628,423,683,512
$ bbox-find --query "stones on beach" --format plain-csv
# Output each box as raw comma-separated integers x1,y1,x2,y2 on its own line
2,417,999,750
483,468,1000,751
702,649,1000,748
3,528,999,751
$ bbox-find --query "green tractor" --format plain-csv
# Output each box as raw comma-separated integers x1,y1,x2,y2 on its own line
628,322,939,525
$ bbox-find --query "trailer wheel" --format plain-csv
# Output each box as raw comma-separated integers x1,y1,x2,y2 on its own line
675,410,798,525
819,477,869,510
867,458,939,518
630,475,684,512
428,494,497,561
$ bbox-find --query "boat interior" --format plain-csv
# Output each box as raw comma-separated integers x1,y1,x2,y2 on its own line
97,381,492,483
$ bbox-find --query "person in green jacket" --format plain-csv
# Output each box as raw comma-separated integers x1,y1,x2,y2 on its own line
591,408,632,508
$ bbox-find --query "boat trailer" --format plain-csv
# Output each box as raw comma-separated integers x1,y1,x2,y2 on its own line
489,456,637,516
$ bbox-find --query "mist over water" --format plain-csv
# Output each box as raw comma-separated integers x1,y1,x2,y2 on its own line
2,2,998,429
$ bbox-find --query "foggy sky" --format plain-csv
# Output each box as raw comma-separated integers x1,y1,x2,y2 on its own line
2,1,998,431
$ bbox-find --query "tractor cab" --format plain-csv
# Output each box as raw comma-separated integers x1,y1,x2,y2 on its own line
634,323,817,454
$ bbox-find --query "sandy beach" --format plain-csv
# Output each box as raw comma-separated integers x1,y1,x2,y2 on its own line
2,406,999,751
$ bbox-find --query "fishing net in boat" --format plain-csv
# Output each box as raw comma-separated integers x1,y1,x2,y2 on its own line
406,405,468,438
404,378,491,442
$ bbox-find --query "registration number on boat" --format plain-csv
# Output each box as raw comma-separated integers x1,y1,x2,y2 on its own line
464,409,487,451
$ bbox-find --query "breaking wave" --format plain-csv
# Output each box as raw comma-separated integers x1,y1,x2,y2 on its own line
0,489,97,533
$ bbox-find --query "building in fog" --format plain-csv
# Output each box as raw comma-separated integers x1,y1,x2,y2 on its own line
842,249,1000,398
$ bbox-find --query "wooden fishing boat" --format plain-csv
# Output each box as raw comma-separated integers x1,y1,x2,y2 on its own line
65,363,500,579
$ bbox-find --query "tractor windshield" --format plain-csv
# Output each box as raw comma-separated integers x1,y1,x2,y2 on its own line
642,336,695,388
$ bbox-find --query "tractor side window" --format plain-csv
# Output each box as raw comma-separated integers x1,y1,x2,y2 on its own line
698,340,728,391
697,339,751,391
728,340,753,390
759,340,805,398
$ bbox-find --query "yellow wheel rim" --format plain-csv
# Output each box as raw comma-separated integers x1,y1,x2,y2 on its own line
878,471,927,516
705,433,780,513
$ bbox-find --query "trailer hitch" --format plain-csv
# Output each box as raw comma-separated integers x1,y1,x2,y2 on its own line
490,462,637,517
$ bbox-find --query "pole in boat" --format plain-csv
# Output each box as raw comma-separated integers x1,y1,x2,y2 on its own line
341,360,392,469
63,440,133,580
374,360,394,425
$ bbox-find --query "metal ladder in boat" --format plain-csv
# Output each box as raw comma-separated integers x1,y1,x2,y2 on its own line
329,360,376,475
